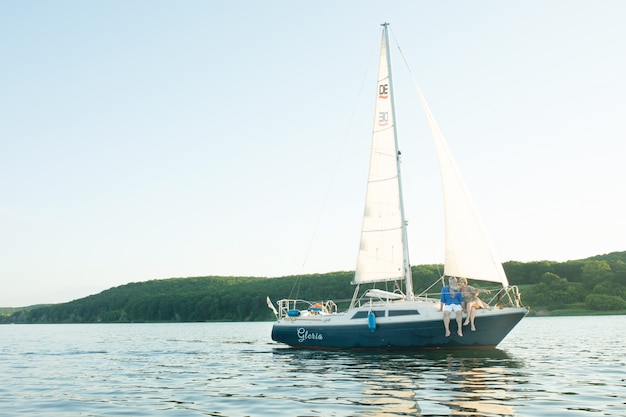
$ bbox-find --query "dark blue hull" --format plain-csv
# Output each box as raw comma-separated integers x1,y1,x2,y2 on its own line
272,308,528,349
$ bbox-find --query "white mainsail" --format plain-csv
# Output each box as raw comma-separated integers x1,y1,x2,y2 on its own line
354,25,410,288
413,82,509,287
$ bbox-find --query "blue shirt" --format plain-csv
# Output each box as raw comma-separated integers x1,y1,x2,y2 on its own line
440,286,464,305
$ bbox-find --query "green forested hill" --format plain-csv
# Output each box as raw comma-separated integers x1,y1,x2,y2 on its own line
2,272,359,324
2,251,625,323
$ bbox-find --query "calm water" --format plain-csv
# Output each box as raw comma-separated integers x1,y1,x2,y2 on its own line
1,316,625,416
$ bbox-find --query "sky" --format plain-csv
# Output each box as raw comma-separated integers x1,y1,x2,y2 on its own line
1,1,625,307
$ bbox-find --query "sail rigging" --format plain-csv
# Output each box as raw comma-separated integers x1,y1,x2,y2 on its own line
354,23,413,297
268,23,527,350
355,24,509,288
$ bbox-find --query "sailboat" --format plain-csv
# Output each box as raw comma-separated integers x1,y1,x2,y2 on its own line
268,23,528,349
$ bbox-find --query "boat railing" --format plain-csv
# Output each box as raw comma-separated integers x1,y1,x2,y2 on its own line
275,299,338,319
350,291,440,308
414,286,524,310
487,285,523,308
415,294,439,302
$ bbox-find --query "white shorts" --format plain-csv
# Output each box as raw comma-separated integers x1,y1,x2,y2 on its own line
443,304,462,313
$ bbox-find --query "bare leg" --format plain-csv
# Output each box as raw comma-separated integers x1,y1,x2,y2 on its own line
463,302,473,326
443,311,451,337
470,308,477,331
456,310,463,337
464,303,476,330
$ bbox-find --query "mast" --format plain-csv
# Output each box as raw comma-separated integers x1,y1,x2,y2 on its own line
382,23,414,299
353,23,413,299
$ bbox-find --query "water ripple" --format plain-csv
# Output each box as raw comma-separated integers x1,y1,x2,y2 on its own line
1,318,625,416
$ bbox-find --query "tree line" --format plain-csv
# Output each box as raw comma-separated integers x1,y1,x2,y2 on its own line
2,251,625,324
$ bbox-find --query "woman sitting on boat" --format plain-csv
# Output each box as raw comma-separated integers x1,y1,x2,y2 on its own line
458,277,491,331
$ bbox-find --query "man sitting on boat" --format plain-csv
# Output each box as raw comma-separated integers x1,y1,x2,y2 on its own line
439,277,464,337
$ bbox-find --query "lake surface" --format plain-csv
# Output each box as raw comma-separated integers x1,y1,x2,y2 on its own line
1,316,624,416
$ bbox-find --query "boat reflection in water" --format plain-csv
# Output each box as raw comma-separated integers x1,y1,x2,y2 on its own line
436,351,520,416
271,348,524,416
